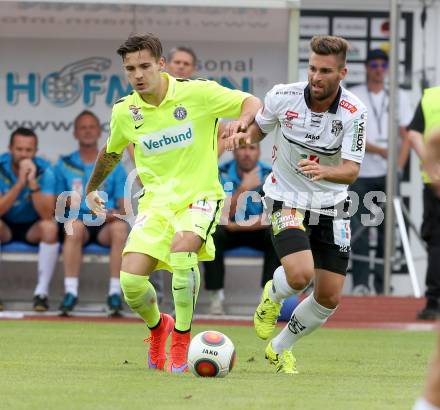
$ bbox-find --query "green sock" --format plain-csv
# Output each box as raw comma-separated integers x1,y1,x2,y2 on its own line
170,252,200,332
120,271,160,328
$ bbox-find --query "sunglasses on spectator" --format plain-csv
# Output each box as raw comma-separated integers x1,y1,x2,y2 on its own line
368,61,389,69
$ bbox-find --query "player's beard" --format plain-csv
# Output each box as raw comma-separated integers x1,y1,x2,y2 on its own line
311,82,338,101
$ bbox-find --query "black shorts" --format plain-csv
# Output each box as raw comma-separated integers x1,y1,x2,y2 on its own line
3,220,37,243
58,222,106,245
267,198,351,275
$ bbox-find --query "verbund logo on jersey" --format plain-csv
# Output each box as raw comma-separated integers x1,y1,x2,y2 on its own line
140,122,194,156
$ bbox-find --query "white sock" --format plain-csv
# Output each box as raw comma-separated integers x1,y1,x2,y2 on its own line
413,398,440,410
268,266,300,303
109,278,121,296
64,277,79,296
34,242,60,296
272,293,335,353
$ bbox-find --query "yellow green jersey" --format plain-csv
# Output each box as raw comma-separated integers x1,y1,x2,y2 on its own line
107,73,251,211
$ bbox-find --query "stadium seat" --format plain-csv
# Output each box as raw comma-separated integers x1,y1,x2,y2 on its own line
224,246,263,258
0,240,110,263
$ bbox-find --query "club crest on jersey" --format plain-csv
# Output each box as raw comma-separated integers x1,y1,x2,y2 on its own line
129,105,144,122
331,120,343,137
339,100,357,113
174,106,188,120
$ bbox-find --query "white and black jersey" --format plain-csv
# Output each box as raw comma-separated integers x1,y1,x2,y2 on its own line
256,81,367,209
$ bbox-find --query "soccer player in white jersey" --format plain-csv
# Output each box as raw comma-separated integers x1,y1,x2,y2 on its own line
85,33,261,373
225,35,367,374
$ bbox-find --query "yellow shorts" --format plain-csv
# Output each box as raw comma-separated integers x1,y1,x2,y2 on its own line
123,199,223,272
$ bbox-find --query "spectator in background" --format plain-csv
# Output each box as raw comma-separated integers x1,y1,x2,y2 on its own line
0,128,59,312
166,46,197,80
408,86,440,320
203,144,279,315
55,110,128,316
349,48,412,295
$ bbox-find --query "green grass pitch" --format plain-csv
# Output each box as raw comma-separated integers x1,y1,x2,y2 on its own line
0,320,436,410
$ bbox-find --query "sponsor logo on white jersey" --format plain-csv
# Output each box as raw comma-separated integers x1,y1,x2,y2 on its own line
351,120,365,152
140,122,194,156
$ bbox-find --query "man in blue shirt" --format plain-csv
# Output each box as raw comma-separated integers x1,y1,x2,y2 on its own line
0,128,59,312
55,110,128,316
203,144,279,314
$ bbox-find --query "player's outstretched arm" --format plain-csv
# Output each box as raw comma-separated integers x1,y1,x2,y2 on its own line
85,146,122,216
224,123,265,151
238,95,263,130
223,96,262,139
86,145,121,193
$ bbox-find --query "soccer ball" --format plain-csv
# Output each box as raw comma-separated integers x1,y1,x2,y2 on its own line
187,331,236,378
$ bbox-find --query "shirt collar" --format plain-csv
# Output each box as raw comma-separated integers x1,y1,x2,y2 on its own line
304,84,342,114
136,72,177,107
227,160,266,184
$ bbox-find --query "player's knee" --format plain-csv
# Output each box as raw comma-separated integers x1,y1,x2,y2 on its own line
170,251,198,271
170,233,202,253
284,266,314,290
314,293,340,309
120,271,148,308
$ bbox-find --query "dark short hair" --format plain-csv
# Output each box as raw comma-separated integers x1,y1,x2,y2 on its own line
117,33,163,61
310,35,349,66
366,48,389,63
9,127,38,146
167,46,197,66
74,110,101,130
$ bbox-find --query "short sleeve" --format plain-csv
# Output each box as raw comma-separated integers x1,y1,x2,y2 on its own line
398,90,413,127
39,165,56,195
255,87,279,134
408,101,425,133
107,105,130,154
201,80,252,119
341,109,367,163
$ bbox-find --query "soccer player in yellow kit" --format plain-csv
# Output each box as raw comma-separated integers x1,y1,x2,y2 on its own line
85,33,261,372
